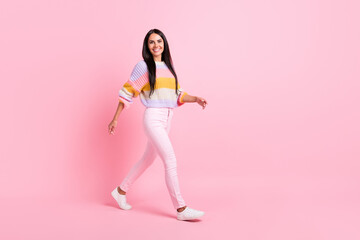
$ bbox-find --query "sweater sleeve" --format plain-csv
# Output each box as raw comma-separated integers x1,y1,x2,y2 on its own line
176,85,188,107
118,61,148,109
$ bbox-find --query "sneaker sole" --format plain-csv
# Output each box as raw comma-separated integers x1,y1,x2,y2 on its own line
177,212,205,221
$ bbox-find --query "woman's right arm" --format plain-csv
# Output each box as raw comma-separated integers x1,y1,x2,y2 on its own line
108,101,125,135
108,60,148,135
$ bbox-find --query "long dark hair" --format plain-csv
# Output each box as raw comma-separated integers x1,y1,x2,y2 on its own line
142,29,179,97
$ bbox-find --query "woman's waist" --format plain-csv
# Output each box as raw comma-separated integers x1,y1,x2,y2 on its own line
143,107,174,124
145,106,173,112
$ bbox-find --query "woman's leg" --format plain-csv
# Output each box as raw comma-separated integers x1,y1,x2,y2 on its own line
119,140,157,192
143,108,186,210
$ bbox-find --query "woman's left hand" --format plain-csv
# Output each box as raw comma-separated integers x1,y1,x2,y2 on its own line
196,97,208,109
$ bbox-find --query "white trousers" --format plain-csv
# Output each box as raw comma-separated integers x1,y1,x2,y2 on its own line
120,107,186,209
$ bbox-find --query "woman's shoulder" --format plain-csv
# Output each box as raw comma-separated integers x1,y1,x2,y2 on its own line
133,60,148,72
129,60,148,81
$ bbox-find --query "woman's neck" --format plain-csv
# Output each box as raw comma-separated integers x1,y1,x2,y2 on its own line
153,57,162,62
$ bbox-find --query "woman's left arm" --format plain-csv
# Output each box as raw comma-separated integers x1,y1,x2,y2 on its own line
182,94,208,109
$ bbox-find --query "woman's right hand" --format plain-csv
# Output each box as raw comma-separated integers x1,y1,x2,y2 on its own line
108,120,118,135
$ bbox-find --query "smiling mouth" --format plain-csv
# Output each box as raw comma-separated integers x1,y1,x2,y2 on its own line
153,48,161,52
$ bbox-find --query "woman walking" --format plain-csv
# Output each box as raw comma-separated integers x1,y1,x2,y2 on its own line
108,29,207,221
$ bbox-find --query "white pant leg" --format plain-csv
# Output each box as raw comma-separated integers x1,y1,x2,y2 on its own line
143,108,186,209
120,140,157,192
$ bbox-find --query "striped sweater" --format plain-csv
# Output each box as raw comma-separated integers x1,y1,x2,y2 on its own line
118,60,187,109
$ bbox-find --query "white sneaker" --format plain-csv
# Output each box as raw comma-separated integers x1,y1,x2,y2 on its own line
111,187,132,210
177,207,205,220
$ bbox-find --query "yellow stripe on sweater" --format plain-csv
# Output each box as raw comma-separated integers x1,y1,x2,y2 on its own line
123,82,140,97
142,77,180,91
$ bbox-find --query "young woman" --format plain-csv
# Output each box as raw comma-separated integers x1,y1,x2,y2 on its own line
108,29,207,221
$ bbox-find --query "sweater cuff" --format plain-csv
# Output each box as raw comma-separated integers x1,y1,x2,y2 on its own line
119,96,130,109
177,92,188,106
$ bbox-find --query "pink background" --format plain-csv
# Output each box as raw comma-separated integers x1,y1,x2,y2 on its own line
1,0,360,239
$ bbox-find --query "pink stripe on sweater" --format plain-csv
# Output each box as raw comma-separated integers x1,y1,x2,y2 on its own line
129,72,148,92
156,68,175,78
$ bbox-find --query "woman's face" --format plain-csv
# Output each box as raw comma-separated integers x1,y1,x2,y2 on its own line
148,33,164,61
